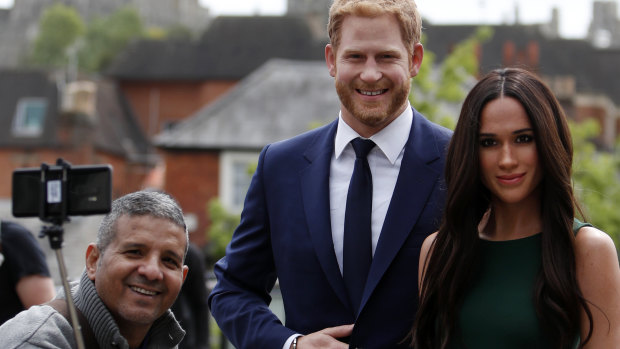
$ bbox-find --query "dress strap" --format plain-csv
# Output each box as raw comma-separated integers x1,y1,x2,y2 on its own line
573,218,593,236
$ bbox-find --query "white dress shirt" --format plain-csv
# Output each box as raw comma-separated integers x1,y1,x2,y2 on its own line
330,104,413,274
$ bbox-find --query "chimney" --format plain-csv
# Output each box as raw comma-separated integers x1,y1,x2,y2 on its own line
58,80,97,148
548,7,560,38
61,80,97,123
514,3,520,25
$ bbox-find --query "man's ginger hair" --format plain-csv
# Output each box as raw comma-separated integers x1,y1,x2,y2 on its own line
327,0,422,55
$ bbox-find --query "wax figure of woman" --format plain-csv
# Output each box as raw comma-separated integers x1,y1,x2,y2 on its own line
411,68,620,348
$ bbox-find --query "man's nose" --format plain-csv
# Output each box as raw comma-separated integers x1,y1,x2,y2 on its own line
360,60,382,82
138,255,163,281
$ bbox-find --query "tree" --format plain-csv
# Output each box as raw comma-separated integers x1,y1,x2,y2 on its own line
28,4,198,73
77,6,144,72
410,26,493,129
205,199,241,268
161,25,195,41
571,120,620,244
29,3,85,68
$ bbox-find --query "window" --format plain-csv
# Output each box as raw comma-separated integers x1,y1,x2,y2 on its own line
219,151,259,212
12,98,47,137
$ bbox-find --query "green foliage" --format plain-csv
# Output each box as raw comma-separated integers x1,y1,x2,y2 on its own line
77,6,144,72
205,161,256,265
571,120,620,244
162,25,195,41
436,26,492,102
28,5,145,72
144,25,195,41
205,198,240,266
29,3,85,67
28,4,200,73
307,121,327,130
410,27,493,130
409,35,440,122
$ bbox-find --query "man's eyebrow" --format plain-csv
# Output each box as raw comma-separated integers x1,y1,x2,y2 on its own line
120,242,146,249
165,249,184,263
378,49,402,56
341,48,362,55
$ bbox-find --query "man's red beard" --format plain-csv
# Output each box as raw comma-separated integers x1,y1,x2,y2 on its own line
335,78,410,127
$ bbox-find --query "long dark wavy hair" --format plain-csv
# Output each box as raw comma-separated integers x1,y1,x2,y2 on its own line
411,68,593,348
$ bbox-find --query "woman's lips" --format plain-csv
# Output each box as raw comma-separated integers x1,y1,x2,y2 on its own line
496,173,525,185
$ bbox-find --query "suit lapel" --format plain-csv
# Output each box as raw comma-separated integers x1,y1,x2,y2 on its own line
300,121,351,310
359,110,444,312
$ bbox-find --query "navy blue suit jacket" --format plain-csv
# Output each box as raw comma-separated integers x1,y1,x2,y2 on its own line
209,108,452,348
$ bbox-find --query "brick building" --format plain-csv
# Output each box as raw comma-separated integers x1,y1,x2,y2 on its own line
107,15,325,139
107,15,327,244
155,60,340,247
0,69,157,199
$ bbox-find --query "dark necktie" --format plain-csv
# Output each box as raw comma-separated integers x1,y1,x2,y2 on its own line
343,137,375,313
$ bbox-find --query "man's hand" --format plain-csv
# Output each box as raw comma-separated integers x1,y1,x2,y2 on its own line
295,324,354,349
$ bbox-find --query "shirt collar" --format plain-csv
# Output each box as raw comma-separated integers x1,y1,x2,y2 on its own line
334,102,413,164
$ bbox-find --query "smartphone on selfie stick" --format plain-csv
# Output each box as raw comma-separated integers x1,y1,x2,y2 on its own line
12,158,112,349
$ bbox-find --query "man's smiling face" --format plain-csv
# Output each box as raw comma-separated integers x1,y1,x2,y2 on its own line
325,13,422,136
86,214,188,332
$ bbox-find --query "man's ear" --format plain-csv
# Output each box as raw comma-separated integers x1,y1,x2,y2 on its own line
409,43,424,77
182,265,189,284
325,44,337,77
85,243,100,281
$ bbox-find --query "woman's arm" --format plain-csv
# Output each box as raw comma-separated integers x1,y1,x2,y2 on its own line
575,226,620,347
418,232,438,293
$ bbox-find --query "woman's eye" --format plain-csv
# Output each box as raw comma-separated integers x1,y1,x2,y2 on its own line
516,134,534,143
479,138,496,147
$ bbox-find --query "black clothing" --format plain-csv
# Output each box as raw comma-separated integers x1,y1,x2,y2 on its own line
172,243,210,349
0,221,51,325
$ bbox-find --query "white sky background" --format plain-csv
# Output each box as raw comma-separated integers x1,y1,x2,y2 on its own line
0,0,606,39
198,0,598,39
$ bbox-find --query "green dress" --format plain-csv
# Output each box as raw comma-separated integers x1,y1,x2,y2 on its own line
449,220,590,348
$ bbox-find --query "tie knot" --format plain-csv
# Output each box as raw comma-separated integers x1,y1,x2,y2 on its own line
351,137,375,159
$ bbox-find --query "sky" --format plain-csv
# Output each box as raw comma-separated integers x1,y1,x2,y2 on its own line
198,0,598,39
0,0,605,39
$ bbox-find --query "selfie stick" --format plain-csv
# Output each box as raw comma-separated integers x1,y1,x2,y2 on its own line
38,159,86,349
